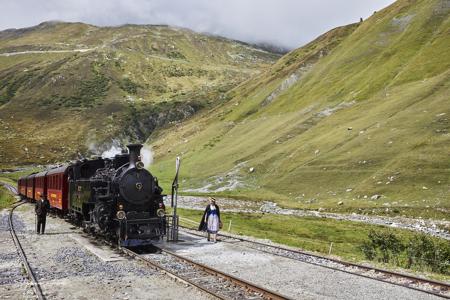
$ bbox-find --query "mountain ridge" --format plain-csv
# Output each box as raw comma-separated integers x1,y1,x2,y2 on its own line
0,21,281,165
148,0,450,218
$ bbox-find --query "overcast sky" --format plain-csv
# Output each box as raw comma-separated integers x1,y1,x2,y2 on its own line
0,0,395,49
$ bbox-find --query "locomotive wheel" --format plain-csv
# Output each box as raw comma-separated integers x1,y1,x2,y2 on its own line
82,222,89,233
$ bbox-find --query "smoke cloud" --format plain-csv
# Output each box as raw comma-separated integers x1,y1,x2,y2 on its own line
1,0,395,49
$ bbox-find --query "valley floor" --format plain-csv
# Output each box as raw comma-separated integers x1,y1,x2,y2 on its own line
171,195,450,240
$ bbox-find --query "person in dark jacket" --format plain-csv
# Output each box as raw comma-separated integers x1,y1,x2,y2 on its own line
198,197,221,242
35,196,50,234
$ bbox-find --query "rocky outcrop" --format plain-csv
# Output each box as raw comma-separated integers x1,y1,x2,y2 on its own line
123,100,205,142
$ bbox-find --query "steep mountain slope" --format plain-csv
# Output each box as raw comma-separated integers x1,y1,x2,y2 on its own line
149,0,450,217
0,22,280,165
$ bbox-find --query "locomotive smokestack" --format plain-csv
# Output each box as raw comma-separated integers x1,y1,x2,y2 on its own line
127,144,143,167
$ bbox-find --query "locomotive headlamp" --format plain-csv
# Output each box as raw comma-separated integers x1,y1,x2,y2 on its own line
118,204,124,210
116,210,126,220
136,161,144,169
157,209,165,217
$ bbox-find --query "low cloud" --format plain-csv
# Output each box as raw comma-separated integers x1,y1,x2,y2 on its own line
1,0,394,49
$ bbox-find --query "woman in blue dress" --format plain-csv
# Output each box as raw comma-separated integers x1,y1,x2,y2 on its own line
198,197,221,242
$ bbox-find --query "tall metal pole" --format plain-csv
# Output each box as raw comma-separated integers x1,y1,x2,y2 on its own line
171,156,181,241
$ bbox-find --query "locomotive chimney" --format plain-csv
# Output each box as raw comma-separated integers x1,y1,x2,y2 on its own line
127,144,143,167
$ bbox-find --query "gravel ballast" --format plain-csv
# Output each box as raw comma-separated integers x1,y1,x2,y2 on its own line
0,210,35,299
4,203,213,300
155,231,443,300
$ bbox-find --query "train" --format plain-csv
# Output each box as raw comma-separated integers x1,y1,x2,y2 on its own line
17,143,167,247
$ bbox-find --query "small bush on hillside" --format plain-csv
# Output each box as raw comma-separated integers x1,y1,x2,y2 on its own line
361,230,450,275
167,51,186,60
406,234,450,274
119,78,140,94
361,230,404,263
0,73,34,105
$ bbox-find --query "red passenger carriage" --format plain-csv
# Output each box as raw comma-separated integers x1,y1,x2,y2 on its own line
26,174,36,200
34,171,48,201
18,177,27,198
46,166,69,212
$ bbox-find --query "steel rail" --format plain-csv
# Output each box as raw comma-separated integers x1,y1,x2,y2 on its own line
9,201,45,300
120,247,226,300
120,246,291,300
179,224,450,299
160,247,291,300
0,181,18,194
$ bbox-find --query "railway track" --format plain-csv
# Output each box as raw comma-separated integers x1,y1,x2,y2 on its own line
120,246,291,300
5,183,289,300
179,224,450,299
0,181,17,194
9,201,45,300
5,179,449,299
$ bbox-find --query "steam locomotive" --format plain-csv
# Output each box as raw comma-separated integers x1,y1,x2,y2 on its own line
18,144,167,246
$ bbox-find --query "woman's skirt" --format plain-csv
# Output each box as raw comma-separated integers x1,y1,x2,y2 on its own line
207,214,219,233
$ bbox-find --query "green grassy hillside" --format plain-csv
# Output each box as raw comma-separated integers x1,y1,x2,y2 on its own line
0,22,280,165
149,0,450,218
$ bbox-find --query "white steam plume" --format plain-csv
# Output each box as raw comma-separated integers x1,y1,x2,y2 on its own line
140,145,153,168
101,140,123,158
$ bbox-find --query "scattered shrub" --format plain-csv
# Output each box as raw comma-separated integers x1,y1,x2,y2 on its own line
0,73,34,105
119,78,140,94
406,234,450,274
361,229,450,275
167,51,186,60
362,230,404,263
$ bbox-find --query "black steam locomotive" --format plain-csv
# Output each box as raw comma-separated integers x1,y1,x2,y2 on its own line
74,143,167,246
19,143,167,247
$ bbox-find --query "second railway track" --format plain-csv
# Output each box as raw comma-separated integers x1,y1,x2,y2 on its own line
121,246,291,300
179,223,450,299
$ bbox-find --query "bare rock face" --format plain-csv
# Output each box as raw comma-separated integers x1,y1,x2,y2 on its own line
127,101,203,141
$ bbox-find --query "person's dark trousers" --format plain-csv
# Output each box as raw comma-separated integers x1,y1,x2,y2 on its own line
36,216,46,234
